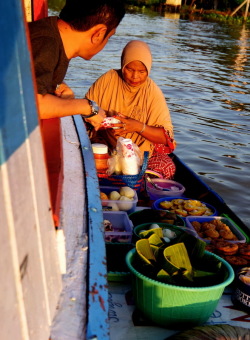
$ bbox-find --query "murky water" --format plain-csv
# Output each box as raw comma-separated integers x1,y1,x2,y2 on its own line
50,7,250,227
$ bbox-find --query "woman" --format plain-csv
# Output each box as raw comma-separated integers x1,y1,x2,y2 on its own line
85,40,176,178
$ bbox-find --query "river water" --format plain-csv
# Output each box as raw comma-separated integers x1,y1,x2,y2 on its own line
50,7,250,227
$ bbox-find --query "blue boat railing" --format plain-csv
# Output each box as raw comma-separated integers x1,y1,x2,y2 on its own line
73,115,109,340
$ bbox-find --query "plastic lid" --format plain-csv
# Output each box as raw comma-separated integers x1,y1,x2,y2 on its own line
92,143,108,154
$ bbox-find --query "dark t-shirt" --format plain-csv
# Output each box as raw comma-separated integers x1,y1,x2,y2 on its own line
28,16,69,95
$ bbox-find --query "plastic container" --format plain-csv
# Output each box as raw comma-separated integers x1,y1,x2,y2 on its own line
103,211,133,243
92,143,110,172
100,186,138,213
146,179,185,200
186,216,247,244
153,197,217,217
126,248,234,329
232,267,250,313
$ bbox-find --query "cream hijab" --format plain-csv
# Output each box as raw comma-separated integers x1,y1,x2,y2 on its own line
86,40,173,154
121,40,152,74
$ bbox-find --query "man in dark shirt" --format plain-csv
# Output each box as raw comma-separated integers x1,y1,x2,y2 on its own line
29,0,125,130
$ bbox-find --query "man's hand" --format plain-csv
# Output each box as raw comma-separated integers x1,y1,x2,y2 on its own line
54,82,75,99
85,107,106,131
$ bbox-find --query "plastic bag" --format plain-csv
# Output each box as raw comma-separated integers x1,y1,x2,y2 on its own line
107,137,143,175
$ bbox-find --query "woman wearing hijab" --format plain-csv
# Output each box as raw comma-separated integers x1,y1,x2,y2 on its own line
85,40,176,178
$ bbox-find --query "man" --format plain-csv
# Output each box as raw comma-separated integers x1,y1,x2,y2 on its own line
28,0,125,130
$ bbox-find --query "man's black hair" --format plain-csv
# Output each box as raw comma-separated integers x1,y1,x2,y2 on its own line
59,0,126,35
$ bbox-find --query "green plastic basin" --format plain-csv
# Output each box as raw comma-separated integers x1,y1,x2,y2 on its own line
126,248,234,329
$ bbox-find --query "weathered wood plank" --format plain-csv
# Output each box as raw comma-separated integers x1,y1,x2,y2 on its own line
0,0,61,339
50,116,88,340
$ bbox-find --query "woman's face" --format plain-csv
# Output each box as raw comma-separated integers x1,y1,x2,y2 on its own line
123,60,148,87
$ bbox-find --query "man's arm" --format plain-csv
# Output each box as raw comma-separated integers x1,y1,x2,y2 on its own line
37,94,106,129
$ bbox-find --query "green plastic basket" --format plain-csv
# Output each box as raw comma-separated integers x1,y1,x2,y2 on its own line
126,248,234,329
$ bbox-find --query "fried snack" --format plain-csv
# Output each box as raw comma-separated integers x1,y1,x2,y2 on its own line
159,201,173,210
238,243,250,260
203,209,214,216
238,243,250,255
202,222,216,231
205,244,216,253
219,229,236,240
223,255,248,267
188,207,207,216
204,229,220,239
185,199,202,207
100,192,109,200
191,221,201,232
213,240,239,255
190,218,239,242
175,208,188,217
159,199,213,217
172,199,185,205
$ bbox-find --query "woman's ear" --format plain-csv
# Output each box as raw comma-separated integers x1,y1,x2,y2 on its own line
91,25,107,44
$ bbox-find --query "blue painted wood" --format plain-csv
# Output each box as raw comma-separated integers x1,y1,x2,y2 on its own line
0,0,39,165
73,115,109,340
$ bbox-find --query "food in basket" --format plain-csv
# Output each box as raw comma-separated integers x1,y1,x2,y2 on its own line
118,196,133,210
109,190,121,200
212,240,239,255
103,219,114,232
119,186,135,198
138,224,177,243
205,240,250,267
159,199,213,217
133,230,227,287
190,219,239,242
238,268,250,285
223,255,248,267
238,243,250,260
100,186,136,211
100,192,109,200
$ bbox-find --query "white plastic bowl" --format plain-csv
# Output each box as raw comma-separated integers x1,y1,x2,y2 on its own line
146,179,185,200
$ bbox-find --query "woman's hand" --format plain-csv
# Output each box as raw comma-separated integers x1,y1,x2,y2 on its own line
112,114,141,134
112,113,170,145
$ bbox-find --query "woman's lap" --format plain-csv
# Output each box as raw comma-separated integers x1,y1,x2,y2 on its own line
147,152,176,179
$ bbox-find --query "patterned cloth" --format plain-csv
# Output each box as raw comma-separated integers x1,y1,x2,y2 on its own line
147,150,176,179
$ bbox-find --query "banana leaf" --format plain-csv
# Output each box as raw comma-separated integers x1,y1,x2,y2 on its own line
174,232,206,264
148,233,165,247
136,239,156,265
193,269,223,287
150,244,161,258
162,243,193,278
139,228,163,239
157,269,175,284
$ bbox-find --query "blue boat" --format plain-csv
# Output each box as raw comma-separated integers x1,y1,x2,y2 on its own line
1,0,249,339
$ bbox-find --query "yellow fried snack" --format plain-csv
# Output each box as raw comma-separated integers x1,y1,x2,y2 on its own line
158,198,213,217
159,201,173,210
175,209,188,217
188,207,207,216
172,199,185,206
185,199,202,207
